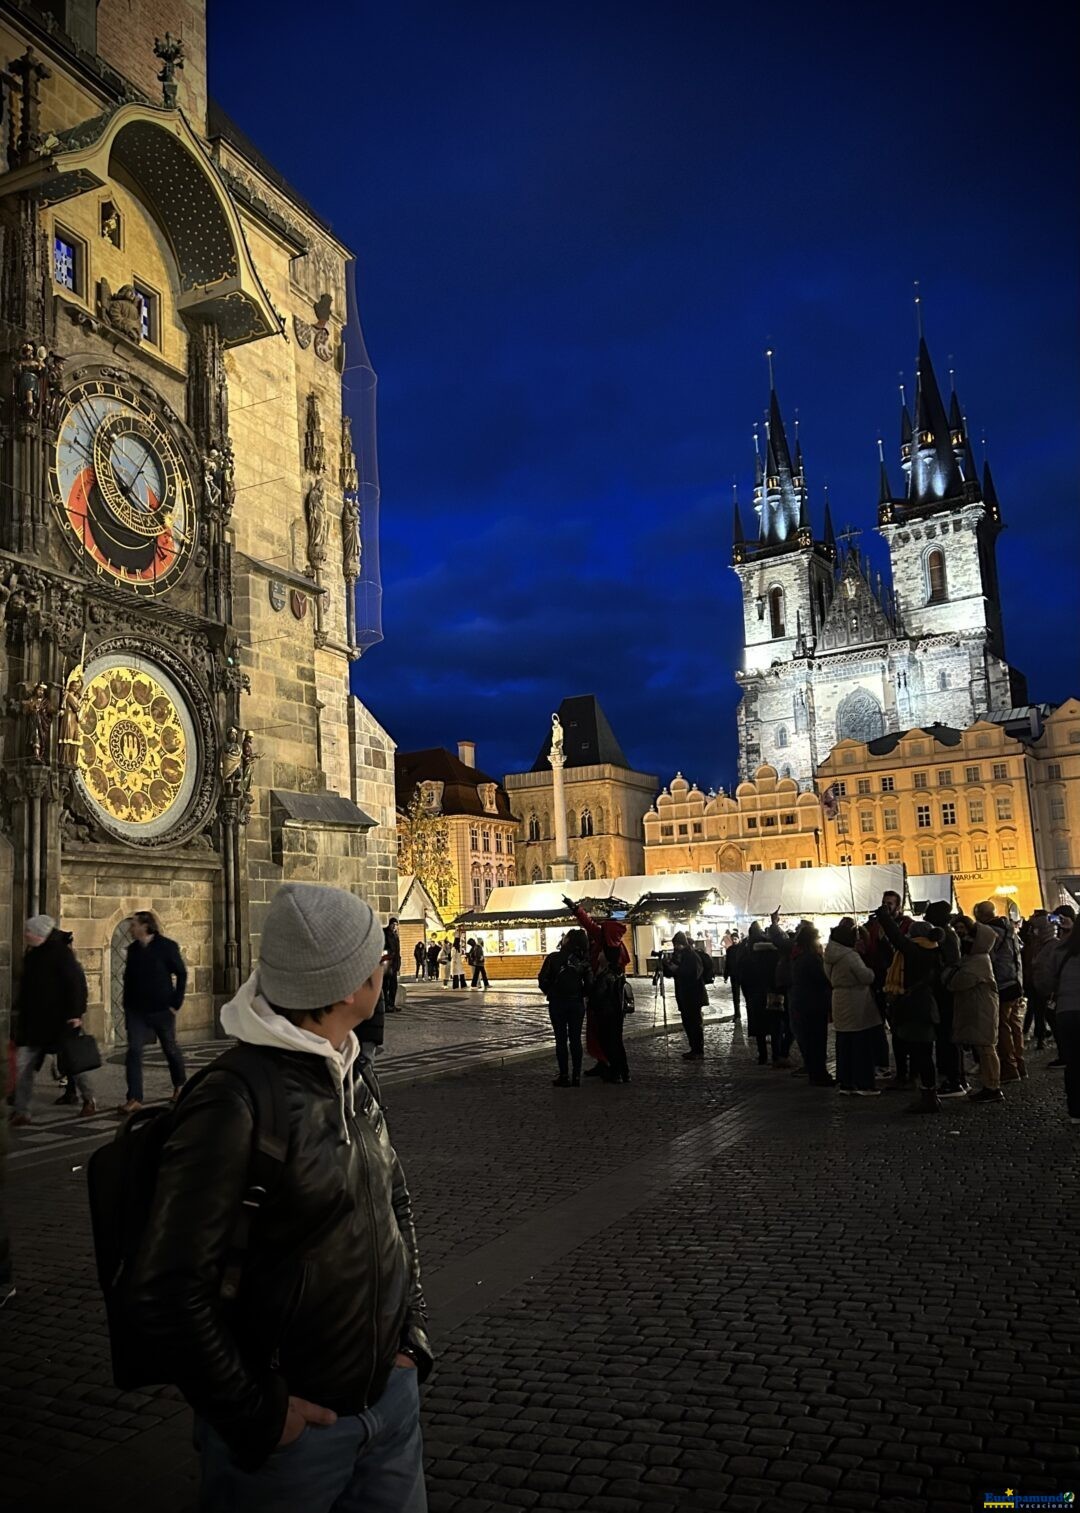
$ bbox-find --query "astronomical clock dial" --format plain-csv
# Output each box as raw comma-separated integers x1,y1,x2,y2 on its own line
50,377,195,595
75,658,197,841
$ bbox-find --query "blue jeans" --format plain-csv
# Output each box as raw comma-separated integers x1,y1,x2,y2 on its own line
125,1010,186,1102
199,1365,426,1512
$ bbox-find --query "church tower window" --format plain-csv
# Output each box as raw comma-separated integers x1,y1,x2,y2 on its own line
582,859,596,880
926,549,948,604
769,587,786,639
776,726,789,748
580,808,594,838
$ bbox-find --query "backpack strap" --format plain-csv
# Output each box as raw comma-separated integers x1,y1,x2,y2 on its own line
210,1045,290,1302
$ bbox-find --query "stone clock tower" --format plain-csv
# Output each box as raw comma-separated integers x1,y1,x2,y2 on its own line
0,2,397,1046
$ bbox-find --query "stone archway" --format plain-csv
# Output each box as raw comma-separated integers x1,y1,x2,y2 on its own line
835,688,885,745
108,917,133,1045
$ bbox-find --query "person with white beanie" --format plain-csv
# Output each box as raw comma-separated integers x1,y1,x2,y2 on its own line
127,882,431,1512
11,915,95,1125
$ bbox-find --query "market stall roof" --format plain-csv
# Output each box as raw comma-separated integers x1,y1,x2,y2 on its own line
397,873,444,926
626,889,718,923
906,874,956,911
744,864,905,919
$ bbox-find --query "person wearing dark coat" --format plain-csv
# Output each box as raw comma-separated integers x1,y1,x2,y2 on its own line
426,940,440,980
588,943,631,1084
925,901,966,1096
788,923,834,1085
413,939,426,980
383,919,402,1012
538,928,593,1085
119,911,187,1114
11,915,95,1124
861,889,910,1079
664,931,707,1060
741,921,786,1066
877,906,942,1112
567,898,630,1074
723,932,744,1020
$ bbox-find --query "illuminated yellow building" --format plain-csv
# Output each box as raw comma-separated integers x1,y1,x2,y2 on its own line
1027,698,1080,908
643,768,825,874
815,722,1042,915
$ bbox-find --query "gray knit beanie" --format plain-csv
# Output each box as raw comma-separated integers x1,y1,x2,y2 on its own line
258,884,383,1011
25,913,55,940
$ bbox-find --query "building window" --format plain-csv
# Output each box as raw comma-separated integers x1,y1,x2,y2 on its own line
995,797,1014,821
926,548,948,604
1049,796,1066,821
838,854,852,866
100,198,122,248
938,671,949,691
472,868,482,906
884,808,899,831
834,781,847,797
507,834,514,854
799,859,813,869
583,859,596,881
496,866,505,888
678,823,688,837
531,866,543,883
769,586,786,639
941,803,957,826
937,769,953,787
437,881,450,908
774,861,788,870
482,828,491,852
992,762,1009,780
857,779,871,795
886,849,902,865
1054,839,1071,868
495,832,503,854
965,766,981,783
133,280,160,345
763,815,777,828
974,843,989,870
470,825,479,851
944,844,960,872
1048,763,1063,779
782,813,795,826
53,228,85,295
483,866,493,901
776,725,789,748
880,776,895,792
918,846,935,873
692,822,703,835
507,867,516,885
527,814,539,841
976,732,992,748
1070,732,1080,745
864,852,877,865
1001,839,1017,869
914,772,928,789
836,813,848,834
580,807,594,838
859,810,874,834
916,804,931,828
746,817,758,830
968,799,985,824
660,824,674,838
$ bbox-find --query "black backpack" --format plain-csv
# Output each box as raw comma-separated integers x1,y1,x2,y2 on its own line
87,1044,289,1390
697,948,717,985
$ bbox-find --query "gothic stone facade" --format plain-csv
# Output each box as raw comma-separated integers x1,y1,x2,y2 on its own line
0,2,395,1047
733,339,1025,789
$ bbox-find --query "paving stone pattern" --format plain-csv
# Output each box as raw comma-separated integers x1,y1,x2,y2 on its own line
4,995,1078,1513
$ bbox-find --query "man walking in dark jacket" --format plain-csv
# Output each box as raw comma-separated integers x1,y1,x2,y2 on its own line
129,882,432,1511
11,915,95,1124
118,911,187,1115
383,918,402,1013
666,931,707,1060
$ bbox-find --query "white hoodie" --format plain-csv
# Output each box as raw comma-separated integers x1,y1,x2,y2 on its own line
220,970,362,1144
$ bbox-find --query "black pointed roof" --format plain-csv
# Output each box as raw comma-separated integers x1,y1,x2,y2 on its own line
823,492,836,547
530,695,632,772
948,389,964,435
908,338,963,504
982,461,1001,512
733,493,745,545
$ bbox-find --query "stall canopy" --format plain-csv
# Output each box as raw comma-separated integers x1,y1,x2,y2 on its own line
743,865,905,919
906,874,956,911
397,874,444,931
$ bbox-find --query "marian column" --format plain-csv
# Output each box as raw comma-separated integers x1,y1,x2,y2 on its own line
548,713,577,883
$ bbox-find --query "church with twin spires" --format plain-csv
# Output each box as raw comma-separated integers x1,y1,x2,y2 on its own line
731,335,1027,788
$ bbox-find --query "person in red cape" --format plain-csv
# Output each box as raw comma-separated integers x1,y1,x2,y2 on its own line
564,897,630,1079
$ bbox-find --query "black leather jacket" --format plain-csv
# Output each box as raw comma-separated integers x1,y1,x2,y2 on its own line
128,1046,432,1467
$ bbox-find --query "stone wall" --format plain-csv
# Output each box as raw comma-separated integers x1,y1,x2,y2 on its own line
349,699,397,920
96,0,209,129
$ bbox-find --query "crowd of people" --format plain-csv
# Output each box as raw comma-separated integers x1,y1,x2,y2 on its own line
718,891,1079,1121
411,933,489,989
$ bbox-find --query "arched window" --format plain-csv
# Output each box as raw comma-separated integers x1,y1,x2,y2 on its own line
496,866,505,888
776,725,789,749
927,549,948,604
938,670,948,691
567,809,576,837
528,812,540,841
437,881,450,908
483,865,493,901
471,866,482,906
583,859,596,881
469,825,479,852
507,867,516,885
580,807,594,838
531,866,543,883
835,688,885,745
769,586,786,639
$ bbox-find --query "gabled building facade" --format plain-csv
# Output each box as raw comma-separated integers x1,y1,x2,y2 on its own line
643,768,825,875
733,338,1027,789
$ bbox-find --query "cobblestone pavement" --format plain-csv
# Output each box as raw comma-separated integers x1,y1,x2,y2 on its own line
4,991,1078,1513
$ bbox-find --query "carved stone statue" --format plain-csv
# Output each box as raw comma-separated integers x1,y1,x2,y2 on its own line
43,350,65,430
15,342,44,422
550,712,564,758
99,280,143,343
221,726,243,791
153,31,185,109
305,476,329,568
57,666,84,768
341,495,361,580
340,415,359,492
240,730,258,795
202,442,236,525
22,680,54,763
304,392,325,475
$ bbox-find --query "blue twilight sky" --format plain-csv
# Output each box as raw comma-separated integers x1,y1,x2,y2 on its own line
209,0,1079,792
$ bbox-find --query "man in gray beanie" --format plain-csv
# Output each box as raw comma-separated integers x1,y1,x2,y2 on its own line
128,883,432,1511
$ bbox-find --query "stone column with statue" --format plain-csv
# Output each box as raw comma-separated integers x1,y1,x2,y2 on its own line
548,713,576,883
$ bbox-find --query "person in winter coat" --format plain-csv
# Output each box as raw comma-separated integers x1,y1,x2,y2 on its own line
413,940,426,980
538,928,593,1086
426,941,440,980
128,883,431,1510
861,890,910,1081
588,941,631,1084
975,901,1025,1082
1034,907,1077,1070
11,915,95,1125
741,921,788,1066
823,919,880,1094
1035,921,1080,1123
946,918,1002,1103
566,898,630,1076
1021,911,1055,1050
119,911,187,1115
722,931,744,1020
438,940,452,985
383,919,402,1012
877,907,942,1112
925,901,966,1097
665,931,707,1060
450,935,466,990
788,922,834,1086
470,937,490,989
